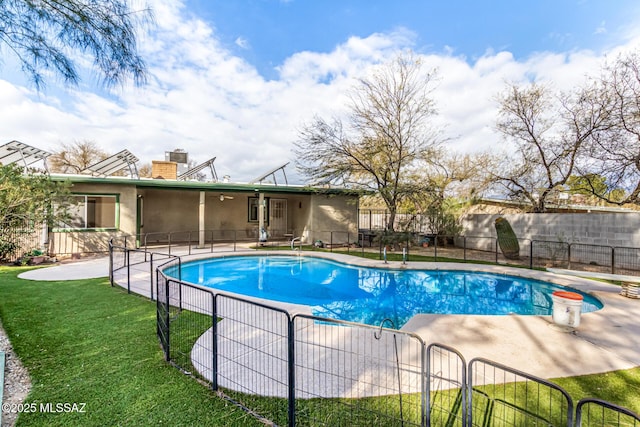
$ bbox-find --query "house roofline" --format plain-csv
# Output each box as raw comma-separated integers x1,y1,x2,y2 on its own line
49,173,362,195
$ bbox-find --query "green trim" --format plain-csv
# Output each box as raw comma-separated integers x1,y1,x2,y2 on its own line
49,174,362,195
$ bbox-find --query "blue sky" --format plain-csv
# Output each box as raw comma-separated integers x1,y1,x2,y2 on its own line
1,0,639,183
192,0,636,78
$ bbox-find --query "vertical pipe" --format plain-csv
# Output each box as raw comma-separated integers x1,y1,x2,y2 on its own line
347,232,350,255
198,191,206,249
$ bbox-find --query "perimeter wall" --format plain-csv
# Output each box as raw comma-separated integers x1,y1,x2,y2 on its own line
462,213,640,247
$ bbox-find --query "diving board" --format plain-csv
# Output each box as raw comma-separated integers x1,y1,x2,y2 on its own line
0,140,51,169
82,149,139,178
250,162,289,185
177,157,218,182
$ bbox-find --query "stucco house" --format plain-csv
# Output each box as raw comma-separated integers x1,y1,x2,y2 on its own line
47,172,360,256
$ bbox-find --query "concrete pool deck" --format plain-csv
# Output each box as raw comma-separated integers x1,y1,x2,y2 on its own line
18,250,640,381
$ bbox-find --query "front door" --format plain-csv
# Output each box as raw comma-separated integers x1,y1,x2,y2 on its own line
269,199,287,238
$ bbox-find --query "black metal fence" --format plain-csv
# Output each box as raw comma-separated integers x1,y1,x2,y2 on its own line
114,229,640,277
107,243,640,426
0,226,42,262
576,399,640,426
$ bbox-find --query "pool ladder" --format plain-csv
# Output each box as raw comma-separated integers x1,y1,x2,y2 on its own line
290,236,302,250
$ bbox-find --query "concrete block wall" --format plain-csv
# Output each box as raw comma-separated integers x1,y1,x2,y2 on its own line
462,213,640,248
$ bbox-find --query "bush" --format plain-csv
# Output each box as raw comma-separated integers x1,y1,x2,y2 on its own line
0,240,18,261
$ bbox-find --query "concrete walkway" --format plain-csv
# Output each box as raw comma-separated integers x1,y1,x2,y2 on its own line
17,251,640,385
18,256,110,281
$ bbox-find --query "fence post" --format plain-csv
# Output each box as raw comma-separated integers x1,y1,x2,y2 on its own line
529,241,533,269
126,249,131,294
164,279,171,361
434,234,438,261
211,294,218,391
495,238,499,263
287,317,296,427
611,247,616,275
109,240,114,286
463,236,467,261
568,243,572,270
149,253,154,300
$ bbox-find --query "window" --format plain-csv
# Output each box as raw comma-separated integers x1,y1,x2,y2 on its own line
248,197,269,223
59,195,118,230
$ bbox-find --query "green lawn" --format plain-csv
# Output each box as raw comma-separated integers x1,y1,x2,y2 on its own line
1,265,638,426
0,266,261,427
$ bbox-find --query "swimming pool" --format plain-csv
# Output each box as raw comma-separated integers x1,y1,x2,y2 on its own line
164,255,602,327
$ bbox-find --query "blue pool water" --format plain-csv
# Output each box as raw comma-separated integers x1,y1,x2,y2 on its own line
165,255,602,327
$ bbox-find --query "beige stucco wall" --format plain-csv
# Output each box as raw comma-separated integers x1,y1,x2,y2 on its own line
49,181,137,255
305,194,359,244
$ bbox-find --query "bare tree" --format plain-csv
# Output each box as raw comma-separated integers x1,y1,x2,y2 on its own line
138,162,152,178
490,81,611,212
0,0,151,88
48,140,109,174
582,51,640,204
295,54,443,230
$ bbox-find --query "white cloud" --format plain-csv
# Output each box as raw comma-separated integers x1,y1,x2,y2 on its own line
1,0,640,183
235,36,250,50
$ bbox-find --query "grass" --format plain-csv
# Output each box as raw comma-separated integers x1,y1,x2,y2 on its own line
0,266,262,427
1,264,639,426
